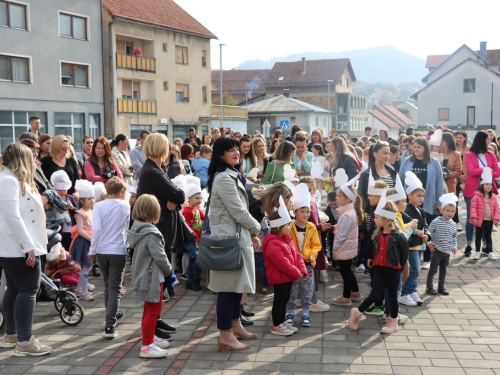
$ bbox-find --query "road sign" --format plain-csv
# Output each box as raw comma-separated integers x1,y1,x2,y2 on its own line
280,120,290,130
262,119,271,137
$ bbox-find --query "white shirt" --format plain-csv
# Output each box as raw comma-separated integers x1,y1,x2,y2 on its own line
89,199,130,256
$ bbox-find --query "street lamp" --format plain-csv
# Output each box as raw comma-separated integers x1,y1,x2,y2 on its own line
219,44,226,129
327,80,334,133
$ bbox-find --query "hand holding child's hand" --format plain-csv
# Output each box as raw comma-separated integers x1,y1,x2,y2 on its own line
472,218,478,227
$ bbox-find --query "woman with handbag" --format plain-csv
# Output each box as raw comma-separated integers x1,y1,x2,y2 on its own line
206,136,261,351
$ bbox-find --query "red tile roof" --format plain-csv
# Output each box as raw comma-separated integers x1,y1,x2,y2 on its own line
368,109,399,129
485,49,500,64
375,105,413,127
211,70,271,97
103,0,216,39
425,55,449,68
426,50,500,68
265,58,355,87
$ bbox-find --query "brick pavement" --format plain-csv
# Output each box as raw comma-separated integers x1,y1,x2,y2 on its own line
2,201,500,374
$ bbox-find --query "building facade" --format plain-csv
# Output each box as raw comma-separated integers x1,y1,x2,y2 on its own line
0,0,104,152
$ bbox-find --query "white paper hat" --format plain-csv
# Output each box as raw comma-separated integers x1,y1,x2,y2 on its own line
201,188,209,203
94,182,107,202
283,164,296,181
171,174,187,190
386,174,406,201
46,242,63,262
374,188,397,220
333,168,348,188
51,170,72,191
405,171,423,194
75,179,95,199
247,168,259,179
440,192,459,209
367,169,386,195
283,180,295,193
291,183,311,210
311,161,324,181
429,129,443,147
481,167,493,185
126,185,137,195
185,175,201,189
269,196,292,228
186,184,202,198
340,173,360,202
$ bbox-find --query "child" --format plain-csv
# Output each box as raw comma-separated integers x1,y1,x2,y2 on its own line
348,189,409,334
181,185,205,291
311,161,327,210
129,194,171,358
88,177,130,338
45,243,81,287
325,191,339,269
286,183,322,327
191,145,212,188
426,193,458,296
50,170,77,251
128,185,137,265
70,180,95,301
311,144,328,171
401,172,430,306
262,197,306,336
330,176,364,306
470,167,499,260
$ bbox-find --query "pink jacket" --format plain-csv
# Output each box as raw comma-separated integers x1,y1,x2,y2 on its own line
332,203,359,261
469,191,500,227
464,152,500,198
262,234,307,285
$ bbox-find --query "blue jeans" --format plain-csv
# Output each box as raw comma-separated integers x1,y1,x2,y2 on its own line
465,196,474,243
186,241,201,280
401,250,422,296
254,252,269,287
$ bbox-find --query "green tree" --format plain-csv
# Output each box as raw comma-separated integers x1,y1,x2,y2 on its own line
213,92,238,106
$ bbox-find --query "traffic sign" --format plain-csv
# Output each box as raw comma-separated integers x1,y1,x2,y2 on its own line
280,120,290,130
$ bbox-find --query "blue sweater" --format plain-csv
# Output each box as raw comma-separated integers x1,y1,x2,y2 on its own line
191,157,210,187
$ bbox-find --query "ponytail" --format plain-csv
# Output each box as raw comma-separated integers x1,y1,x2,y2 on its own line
110,133,127,148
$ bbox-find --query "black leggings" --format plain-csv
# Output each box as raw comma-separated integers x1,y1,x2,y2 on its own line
216,292,242,330
272,282,292,327
424,212,438,262
476,220,493,253
359,266,401,319
338,259,359,298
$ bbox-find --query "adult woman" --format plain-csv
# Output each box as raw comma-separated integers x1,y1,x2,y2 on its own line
487,129,498,147
262,141,296,184
239,136,256,175
111,134,134,185
0,143,52,356
308,129,326,152
234,131,243,141
269,139,279,154
180,144,195,175
253,137,269,182
76,136,93,179
211,128,221,144
184,127,201,152
202,133,212,146
379,129,389,142
327,137,358,187
84,136,123,183
463,131,500,256
41,135,80,196
440,132,462,228
207,136,261,351
37,134,52,162
271,129,283,144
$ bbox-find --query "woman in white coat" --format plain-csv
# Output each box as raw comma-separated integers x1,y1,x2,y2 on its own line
111,134,134,185
0,143,51,356
207,136,261,352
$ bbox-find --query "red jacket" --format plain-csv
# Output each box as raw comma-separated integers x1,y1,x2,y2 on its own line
469,191,500,227
262,234,307,285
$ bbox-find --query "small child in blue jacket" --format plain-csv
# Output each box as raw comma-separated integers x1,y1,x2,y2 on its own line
191,145,212,188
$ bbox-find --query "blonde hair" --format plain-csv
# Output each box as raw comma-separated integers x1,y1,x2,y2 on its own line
132,194,161,224
105,176,127,195
337,187,364,225
372,201,398,241
252,182,293,216
142,133,169,160
49,135,70,158
1,143,36,195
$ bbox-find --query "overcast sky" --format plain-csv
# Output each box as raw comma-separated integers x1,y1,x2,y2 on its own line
176,0,500,69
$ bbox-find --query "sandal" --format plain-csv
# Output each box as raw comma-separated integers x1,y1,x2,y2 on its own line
261,286,268,295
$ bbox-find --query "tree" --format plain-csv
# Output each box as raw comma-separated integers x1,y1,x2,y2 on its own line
212,92,238,106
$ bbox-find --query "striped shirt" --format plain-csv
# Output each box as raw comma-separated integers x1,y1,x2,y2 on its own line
428,216,457,255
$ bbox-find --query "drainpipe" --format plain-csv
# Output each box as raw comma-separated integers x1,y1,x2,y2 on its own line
108,18,115,138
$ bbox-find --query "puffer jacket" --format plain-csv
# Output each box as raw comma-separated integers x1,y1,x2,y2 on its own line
332,203,358,260
290,221,322,268
469,191,500,227
370,231,409,269
262,234,306,285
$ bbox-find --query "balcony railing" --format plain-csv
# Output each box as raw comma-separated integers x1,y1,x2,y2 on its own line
117,99,157,115
116,53,156,73
212,105,248,119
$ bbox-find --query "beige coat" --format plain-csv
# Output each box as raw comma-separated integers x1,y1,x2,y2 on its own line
208,168,260,293
112,147,134,186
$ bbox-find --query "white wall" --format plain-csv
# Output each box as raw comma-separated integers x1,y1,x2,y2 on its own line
426,47,478,84
365,113,400,139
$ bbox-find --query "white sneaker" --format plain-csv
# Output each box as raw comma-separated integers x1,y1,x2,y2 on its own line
474,252,481,260
421,262,430,270
310,300,331,312
493,226,498,232
173,277,180,286
410,292,424,305
283,322,298,332
398,294,417,307
488,252,497,261
354,264,365,273
456,222,462,232
271,323,294,336
154,336,170,349
87,284,95,292
140,343,168,358
397,314,408,324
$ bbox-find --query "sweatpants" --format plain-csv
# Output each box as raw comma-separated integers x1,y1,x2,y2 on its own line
97,254,126,327
142,283,163,346
272,282,292,327
286,265,315,314
426,250,450,291
338,259,360,298
358,266,401,319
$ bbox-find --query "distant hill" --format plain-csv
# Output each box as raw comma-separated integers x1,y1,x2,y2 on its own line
235,45,427,84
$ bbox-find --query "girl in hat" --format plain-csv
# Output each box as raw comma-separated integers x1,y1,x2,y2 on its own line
51,170,78,251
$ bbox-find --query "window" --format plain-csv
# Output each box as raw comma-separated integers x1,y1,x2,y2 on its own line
0,54,29,82
175,45,188,64
54,112,83,151
278,76,284,81
157,125,168,136
201,50,206,67
0,111,45,153
59,12,87,40
163,81,168,91
290,116,296,122
345,78,349,87
438,108,450,121
89,113,100,139
464,78,475,93
162,43,167,52
122,80,139,100
130,125,151,141
61,62,89,87
176,83,189,102
202,86,207,103
0,1,27,30
467,106,475,126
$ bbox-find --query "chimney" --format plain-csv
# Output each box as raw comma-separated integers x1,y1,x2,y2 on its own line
301,57,306,74
480,41,487,60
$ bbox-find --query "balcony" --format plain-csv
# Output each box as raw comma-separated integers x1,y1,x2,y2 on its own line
116,53,156,73
211,105,248,119
117,99,156,115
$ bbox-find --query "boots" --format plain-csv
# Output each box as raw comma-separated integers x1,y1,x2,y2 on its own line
232,318,257,340
348,308,363,331
381,317,399,334
192,277,202,291
217,329,250,351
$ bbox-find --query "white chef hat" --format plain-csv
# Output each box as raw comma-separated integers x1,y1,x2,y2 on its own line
283,164,296,181
51,170,72,191
269,196,292,228
367,169,386,195
247,168,259,179
333,168,348,188
429,129,443,147
481,167,493,185
291,183,311,210
46,242,63,262
201,188,209,203
283,180,295,193
94,182,107,202
340,173,360,202
311,161,324,181
386,173,406,201
439,193,459,209
186,184,202,198
405,171,423,194
185,175,201,189
74,179,95,199
172,174,187,190
374,188,397,220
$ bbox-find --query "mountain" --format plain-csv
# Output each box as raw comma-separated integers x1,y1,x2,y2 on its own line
235,45,427,84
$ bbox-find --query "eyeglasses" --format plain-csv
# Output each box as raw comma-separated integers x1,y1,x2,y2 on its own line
85,141,93,145
61,148,69,152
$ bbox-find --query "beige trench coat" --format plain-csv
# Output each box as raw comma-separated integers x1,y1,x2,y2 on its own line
208,168,260,293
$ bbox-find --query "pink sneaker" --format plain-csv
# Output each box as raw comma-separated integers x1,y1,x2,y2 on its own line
80,292,95,301
350,291,364,301
348,308,363,331
330,296,352,306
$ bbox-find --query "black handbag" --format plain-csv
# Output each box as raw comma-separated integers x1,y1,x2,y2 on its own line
196,182,244,271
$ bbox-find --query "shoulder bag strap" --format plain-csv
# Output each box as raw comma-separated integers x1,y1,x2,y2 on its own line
270,161,277,183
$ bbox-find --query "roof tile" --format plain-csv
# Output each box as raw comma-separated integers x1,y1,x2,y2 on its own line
211,70,271,96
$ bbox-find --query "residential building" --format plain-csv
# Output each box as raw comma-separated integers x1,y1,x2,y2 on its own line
211,69,270,105
102,0,216,141
394,101,419,125
366,105,414,139
0,0,104,152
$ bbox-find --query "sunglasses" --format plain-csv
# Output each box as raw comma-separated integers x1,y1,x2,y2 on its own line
85,141,94,144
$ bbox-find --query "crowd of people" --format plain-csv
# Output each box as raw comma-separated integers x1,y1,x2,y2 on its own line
0,118,499,358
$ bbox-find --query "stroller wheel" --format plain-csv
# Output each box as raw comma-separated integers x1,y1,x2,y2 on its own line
54,292,78,312
60,302,85,326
